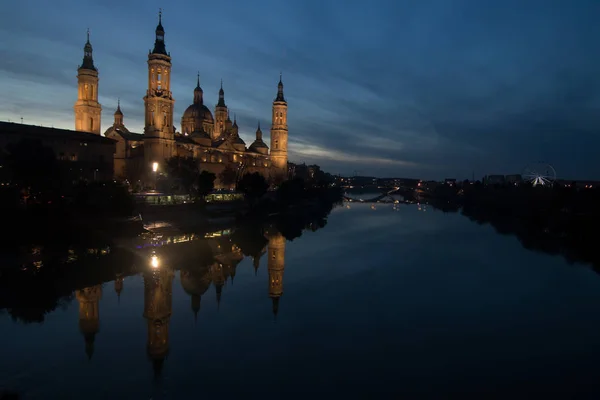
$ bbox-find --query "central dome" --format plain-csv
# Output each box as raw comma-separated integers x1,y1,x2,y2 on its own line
182,103,213,123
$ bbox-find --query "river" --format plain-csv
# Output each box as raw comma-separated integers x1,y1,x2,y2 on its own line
2,202,600,398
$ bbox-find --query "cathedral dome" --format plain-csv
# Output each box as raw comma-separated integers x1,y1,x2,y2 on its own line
182,103,213,124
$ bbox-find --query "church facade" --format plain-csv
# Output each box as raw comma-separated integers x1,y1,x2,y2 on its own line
74,12,288,188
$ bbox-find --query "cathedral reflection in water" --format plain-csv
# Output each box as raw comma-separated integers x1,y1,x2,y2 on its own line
74,229,287,374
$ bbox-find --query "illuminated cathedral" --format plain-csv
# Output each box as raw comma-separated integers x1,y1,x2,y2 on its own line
74,11,289,186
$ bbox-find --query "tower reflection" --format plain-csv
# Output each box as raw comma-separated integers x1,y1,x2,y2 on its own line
70,227,292,373
266,230,286,317
143,255,174,377
76,285,103,360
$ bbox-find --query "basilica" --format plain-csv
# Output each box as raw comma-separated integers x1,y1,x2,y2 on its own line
74,12,289,187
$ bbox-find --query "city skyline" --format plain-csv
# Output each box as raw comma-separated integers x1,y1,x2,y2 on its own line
1,0,599,179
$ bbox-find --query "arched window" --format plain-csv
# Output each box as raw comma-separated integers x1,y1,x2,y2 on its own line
274,140,279,149
89,118,94,131
163,112,167,126
150,112,154,125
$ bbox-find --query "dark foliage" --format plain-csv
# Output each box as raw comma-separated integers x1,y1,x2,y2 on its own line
237,172,269,205
218,165,238,188
197,170,216,198
165,156,200,194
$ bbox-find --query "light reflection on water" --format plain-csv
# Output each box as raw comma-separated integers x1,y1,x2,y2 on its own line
2,203,600,398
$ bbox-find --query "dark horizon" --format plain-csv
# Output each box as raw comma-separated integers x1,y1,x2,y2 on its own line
1,0,599,180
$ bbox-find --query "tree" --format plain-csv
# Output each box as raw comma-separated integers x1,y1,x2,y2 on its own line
237,172,269,205
218,165,238,189
165,156,199,194
196,170,216,199
277,177,306,206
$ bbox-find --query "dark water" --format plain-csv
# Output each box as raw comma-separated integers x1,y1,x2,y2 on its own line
2,203,600,398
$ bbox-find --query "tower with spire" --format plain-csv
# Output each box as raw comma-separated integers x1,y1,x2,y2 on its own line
143,9,175,172
74,29,102,134
76,285,103,360
267,230,286,318
214,79,228,138
270,73,288,178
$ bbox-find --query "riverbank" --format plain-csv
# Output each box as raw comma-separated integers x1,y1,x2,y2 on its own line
425,184,600,269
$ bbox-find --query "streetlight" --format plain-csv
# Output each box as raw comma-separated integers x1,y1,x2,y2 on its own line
150,254,160,269
152,162,158,191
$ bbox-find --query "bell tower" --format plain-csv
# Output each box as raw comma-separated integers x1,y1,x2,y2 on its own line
143,10,175,172
267,231,286,317
74,29,102,134
214,79,228,139
270,73,288,178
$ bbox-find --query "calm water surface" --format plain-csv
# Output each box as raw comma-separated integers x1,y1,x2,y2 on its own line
2,203,600,398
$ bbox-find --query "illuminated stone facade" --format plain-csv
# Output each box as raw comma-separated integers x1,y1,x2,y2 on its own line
78,12,289,187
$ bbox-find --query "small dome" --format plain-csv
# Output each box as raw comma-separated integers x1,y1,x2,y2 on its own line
182,103,214,123
249,139,269,155
232,135,245,146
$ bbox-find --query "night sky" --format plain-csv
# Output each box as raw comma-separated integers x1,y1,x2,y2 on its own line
1,0,599,179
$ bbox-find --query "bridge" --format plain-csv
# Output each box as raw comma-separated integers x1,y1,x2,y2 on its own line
343,186,417,204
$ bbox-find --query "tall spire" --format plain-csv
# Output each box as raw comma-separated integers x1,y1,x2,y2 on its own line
256,121,263,141
152,9,167,55
217,79,226,107
275,72,285,102
193,73,203,104
79,29,96,71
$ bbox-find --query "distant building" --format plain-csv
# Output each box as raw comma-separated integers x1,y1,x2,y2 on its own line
445,178,457,186
0,121,115,181
484,175,505,185
505,174,522,184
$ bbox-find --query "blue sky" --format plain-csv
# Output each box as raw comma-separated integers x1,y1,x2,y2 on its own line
1,0,599,179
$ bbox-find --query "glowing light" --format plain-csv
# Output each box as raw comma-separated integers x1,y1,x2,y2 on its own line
151,255,160,268
152,162,159,172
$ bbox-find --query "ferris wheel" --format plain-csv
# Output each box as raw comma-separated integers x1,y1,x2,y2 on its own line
522,162,557,187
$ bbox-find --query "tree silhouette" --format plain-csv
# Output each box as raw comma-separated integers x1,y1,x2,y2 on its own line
165,156,199,194
237,172,269,206
218,165,237,189
196,170,216,199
